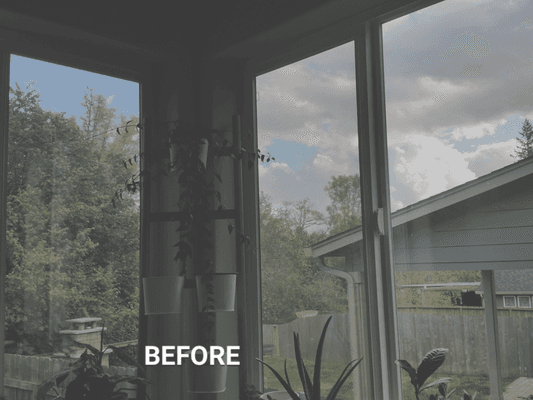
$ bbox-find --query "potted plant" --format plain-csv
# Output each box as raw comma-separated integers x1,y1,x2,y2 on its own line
257,316,362,400
396,349,481,400
113,116,274,392
396,348,451,400
36,325,150,400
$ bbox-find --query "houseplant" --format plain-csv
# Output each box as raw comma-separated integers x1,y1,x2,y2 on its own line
396,347,450,400
113,116,274,392
256,316,362,400
396,347,471,400
114,118,272,316
36,325,150,400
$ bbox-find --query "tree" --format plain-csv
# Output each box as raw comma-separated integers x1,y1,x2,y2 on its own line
324,174,361,236
259,192,347,324
513,118,533,160
5,83,140,353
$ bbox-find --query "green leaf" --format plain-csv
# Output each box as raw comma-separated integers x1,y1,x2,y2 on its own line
312,316,332,400
396,359,418,390
256,359,301,400
416,348,448,389
419,378,451,394
326,358,362,400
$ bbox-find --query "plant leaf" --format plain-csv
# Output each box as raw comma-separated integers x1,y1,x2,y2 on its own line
396,359,418,390
326,358,362,400
312,316,332,400
256,359,301,400
416,348,448,388
419,377,451,394
294,332,313,400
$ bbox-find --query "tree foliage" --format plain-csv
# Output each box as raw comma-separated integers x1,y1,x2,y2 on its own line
513,118,533,160
5,82,139,354
260,192,348,324
324,174,361,236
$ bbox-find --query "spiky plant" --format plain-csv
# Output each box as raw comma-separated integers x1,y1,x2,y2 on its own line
396,348,450,400
257,316,362,400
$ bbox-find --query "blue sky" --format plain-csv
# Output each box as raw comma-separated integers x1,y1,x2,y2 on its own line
10,54,139,124
257,0,533,214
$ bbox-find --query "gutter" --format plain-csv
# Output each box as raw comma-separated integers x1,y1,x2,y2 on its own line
317,256,363,398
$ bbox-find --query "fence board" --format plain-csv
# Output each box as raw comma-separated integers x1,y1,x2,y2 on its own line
263,311,533,379
3,354,138,399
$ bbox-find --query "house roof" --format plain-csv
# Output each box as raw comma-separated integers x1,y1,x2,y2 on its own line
476,270,533,295
304,156,533,258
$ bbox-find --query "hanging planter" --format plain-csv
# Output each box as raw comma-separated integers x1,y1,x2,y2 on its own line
142,276,185,315
195,273,237,312
186,348,228,393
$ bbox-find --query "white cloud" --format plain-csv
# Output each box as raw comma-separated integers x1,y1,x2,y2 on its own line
392,135,476,202
449,120,504,140
463,138,517,176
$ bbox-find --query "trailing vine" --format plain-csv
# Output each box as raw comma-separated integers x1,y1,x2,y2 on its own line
111,118,274,344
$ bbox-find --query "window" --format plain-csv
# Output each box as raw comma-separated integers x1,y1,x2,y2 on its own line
1,53,140,398
517,296,531,309
503,296,517,308
256,42,370,400
383,0,533,399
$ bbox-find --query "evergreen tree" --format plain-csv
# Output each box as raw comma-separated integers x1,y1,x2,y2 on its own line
513,118,533,159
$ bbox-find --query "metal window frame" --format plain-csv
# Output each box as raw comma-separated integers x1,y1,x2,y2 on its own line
243,18,402,400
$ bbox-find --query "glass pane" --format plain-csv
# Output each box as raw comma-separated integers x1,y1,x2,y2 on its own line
256,43,368,399
383,1,533,399
5,56,140,397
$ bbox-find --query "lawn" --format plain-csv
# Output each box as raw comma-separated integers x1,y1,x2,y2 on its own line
261,356,517,400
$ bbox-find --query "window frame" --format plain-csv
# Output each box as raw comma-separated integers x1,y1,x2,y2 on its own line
0,31,147,395
518,296,531,309
239,1,517,400
503,296,517,308
242,16,405,400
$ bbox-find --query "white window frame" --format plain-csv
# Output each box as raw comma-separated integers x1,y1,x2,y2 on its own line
518,296,531,309
240,1,515,400
503,296,517,308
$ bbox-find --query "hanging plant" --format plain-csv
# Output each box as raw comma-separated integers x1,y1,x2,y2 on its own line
112,117,274,345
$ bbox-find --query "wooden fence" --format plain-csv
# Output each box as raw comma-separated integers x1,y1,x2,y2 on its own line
264,309,533,378
4,353,137,399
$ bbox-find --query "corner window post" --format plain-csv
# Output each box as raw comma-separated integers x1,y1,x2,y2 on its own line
355,21,401,400
0,51,10,397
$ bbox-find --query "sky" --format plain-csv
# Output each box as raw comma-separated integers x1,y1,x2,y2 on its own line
9,0,533,223
256,0,533,217
9,54,139,126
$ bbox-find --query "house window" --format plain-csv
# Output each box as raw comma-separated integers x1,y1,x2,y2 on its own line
517,296,531,309
256,41,370,400
383,0,533,399
1,53,140,398
503,296,517,308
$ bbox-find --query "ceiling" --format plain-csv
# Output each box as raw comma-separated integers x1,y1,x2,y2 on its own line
0,0,242,54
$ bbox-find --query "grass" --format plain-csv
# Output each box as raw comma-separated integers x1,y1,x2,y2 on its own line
262,356,518,400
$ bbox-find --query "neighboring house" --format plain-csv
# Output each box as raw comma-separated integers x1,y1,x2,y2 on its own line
398,282,482,306
476,269,533,308
305,155,533,279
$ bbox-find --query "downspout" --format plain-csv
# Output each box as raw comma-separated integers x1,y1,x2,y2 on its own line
317,256,365,400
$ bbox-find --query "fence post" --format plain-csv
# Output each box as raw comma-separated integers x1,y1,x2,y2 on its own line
273,325,279,357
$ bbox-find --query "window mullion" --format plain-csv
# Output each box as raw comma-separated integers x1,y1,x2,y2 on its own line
0,50,10,398
355,21,401,400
